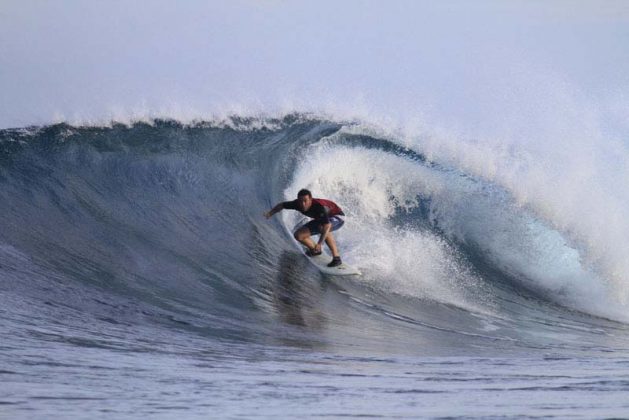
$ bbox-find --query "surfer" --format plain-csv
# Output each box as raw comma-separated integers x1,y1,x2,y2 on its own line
265,189,345,267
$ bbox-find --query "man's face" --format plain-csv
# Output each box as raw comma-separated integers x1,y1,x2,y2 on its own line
297,194,312,212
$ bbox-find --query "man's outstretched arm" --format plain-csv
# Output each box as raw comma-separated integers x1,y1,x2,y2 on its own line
264,203,284,219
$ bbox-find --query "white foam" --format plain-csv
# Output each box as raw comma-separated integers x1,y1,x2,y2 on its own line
284,145,492,315
286,142,629,321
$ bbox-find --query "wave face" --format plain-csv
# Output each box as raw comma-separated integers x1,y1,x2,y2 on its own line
1,116,628,356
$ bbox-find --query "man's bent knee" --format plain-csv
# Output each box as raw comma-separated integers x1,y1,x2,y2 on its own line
294,228,310,241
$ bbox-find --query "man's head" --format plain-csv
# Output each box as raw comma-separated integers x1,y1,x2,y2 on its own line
297,189,312,211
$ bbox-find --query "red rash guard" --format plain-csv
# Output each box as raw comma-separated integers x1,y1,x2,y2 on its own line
282,198,345,223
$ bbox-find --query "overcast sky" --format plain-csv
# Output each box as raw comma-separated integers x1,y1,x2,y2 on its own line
1,0,628,129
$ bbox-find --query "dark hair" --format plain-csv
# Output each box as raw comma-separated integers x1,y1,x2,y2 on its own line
297,189,312,198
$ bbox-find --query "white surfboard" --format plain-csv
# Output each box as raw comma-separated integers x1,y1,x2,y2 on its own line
292,220,361,276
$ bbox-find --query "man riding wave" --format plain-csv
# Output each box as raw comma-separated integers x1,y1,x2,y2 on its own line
265,189,344,267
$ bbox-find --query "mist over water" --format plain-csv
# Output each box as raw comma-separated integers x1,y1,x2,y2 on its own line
2,1,629,126
3,1,629,417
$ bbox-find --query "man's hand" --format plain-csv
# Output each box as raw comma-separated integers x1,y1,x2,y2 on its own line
264,203,283,219
314,243,322,253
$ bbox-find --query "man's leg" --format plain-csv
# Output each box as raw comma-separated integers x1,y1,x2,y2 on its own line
324,233,340,257
294,227,316,251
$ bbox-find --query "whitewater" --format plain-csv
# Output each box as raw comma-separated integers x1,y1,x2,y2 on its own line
2,1,629,418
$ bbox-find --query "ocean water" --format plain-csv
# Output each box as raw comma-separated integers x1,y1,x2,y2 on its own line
3,1,629,418
1,118,629,418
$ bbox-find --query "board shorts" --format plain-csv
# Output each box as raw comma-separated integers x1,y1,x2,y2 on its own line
304,216,344,236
